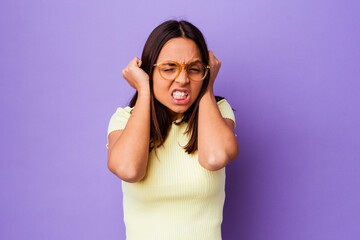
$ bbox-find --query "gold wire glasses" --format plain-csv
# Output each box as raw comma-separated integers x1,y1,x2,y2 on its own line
153,60,210,82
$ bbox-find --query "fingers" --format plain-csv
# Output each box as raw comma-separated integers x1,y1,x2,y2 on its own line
122,57,141,80
208,50,221,66
129,57,142,68
137,58,142,67
122,57,150,91
209,50,214,64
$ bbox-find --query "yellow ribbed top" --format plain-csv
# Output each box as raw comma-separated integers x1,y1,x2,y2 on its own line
106,99,236,240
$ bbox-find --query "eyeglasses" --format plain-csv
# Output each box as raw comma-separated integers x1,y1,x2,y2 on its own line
153,60,210,82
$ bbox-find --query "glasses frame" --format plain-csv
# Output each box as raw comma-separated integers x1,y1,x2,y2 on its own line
153,60,210,82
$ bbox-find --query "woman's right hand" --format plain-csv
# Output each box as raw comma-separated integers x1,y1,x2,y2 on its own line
122,57,150,93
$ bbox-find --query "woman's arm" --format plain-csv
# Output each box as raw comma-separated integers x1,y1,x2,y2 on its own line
198,90,239,171
107,57,151,183
197,51,239,171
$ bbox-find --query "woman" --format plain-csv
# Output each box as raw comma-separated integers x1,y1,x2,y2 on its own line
106,20,239,240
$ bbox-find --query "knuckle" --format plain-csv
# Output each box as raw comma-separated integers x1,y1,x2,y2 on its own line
122,69,127,77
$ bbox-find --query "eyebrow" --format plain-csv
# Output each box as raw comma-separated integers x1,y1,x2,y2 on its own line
162,62,177,66
163,59,202,64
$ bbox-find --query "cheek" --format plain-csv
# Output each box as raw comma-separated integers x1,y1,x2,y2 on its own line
152,76,170,99
192,82,203,97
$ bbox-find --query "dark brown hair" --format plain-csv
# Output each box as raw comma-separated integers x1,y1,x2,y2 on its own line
129,20,224,155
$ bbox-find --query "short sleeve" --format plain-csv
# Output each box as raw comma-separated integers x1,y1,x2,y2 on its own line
106,106,133,149
217,98,236,129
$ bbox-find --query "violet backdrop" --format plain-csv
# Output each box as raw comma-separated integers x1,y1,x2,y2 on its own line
1,0,359,239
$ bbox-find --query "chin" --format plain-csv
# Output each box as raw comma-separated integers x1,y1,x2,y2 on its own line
170,107,187,114
169,105,189,115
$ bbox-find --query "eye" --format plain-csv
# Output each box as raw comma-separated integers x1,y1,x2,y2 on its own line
163,68,176,72
189,68,201,72
160,62,178,72
188,62,204,73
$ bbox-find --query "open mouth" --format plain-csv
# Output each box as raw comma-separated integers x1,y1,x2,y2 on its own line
172,91,189,99
171,89,190,104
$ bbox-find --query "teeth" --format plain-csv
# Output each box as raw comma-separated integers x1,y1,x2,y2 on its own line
172,91,188,99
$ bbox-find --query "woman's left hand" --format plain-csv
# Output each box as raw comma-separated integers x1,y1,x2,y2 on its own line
208,50,221,93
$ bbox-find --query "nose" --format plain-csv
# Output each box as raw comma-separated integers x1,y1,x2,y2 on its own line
174,66,190,84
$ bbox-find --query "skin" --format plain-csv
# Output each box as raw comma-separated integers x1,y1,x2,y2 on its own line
197,50,239,171
107,37,239,182
153,38,203,121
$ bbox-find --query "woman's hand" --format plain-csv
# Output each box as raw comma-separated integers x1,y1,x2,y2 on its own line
122,57,150,93
207,50,221,93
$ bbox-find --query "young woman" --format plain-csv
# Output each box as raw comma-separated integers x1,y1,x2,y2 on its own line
106,20,239,240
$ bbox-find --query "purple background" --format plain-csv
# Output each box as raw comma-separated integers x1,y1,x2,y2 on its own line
1,0,359,239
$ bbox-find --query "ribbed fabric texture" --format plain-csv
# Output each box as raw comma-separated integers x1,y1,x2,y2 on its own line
106,99,236,240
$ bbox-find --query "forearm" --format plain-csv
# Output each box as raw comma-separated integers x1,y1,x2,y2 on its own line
109,89,151,181
198,90,239,171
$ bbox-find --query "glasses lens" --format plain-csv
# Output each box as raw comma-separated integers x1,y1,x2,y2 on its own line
187,62,206,81
159,62,179,80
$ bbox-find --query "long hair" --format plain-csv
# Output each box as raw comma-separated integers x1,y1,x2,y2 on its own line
129,20,224,155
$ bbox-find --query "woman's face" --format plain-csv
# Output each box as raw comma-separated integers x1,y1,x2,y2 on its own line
152,37,204,121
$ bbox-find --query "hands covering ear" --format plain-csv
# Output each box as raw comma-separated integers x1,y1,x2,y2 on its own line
122,57,150,93
208,50,221,93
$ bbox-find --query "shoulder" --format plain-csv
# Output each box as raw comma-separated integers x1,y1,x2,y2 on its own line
215,97,236,128
107,106,134,135
216,98,229,106
106,106,134,149
112,106,134,118
215,96,233,107
216,97,234,111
